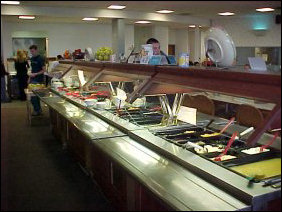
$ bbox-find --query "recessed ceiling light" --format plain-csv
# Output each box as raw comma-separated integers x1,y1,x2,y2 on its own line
82,17,98,21
135,20,151,24
218,12,235,16
107,5,126,10
156,10,174,14
256,8,275,12
189,25,196,28
1,1,20,4
19,15,35,20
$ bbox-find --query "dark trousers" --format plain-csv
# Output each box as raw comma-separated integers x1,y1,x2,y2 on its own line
31,96,41,112
30,79,42,112
17,75,28,100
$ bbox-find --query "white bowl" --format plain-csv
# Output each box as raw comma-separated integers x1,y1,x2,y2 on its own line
84,99,97,107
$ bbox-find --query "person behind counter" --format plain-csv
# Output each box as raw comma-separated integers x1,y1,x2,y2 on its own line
28,44,46,116
15,50,30,101
47,54,64,84
244,64,251,71
146,38,170,64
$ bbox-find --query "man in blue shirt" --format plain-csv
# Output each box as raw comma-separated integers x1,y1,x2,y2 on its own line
146,38,170,65
29,45,46,116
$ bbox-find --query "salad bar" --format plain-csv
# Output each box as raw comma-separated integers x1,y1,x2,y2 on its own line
32,61,281,211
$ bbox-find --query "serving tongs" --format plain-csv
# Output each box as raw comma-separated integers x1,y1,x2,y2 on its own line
260,131,279,152
188,117,235,142
263,177,281,187
214,132,238,162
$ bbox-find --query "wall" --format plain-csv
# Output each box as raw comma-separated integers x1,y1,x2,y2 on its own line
2,21,135,60
212,14,281,47
152,26,169,54
134,25,153,52
168,29,175,44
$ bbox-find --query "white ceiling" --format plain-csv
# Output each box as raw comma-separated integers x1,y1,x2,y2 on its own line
18,1,281,18
2,1,280,28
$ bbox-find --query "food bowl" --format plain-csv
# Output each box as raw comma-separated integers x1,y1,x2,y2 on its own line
84,99,97,107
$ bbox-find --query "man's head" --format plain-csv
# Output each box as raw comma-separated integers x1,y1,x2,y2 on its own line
244,64,251,71
57,55,63,60
146,38,161,55
29,45,38,57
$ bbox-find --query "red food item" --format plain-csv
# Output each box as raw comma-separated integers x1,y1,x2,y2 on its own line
66,92,72,96
96,91,110,96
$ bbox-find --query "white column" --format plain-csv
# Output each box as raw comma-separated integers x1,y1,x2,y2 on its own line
193,25,201,63
175,29,189,59
152,26,169,54
188,30,195,61
112,19,125,56
125,25,134,58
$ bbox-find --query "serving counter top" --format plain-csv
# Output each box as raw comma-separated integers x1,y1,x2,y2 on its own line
36,90,125,140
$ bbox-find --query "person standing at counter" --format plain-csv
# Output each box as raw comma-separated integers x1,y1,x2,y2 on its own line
146,38,170,64
1,58,10,103
15,50,30,101
28,45,46,116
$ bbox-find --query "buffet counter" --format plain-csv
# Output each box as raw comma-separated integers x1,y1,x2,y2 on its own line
32,61,281,211
34,88,249,211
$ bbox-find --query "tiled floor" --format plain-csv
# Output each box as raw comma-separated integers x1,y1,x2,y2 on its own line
1,100,114,211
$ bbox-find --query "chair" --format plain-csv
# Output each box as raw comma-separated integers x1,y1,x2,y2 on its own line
182,94,215,116
236,104,264,128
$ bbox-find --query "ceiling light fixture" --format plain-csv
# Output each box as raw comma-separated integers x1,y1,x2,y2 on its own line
156,10,174,14
135,20,151,24
82,17,98,21
189,25,196,28
1,1,20,4
218,12,235,16
18,15,35,20
256,8,275,12
107,5,126,10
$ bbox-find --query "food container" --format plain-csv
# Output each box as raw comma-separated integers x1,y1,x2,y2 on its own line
52,82,64,90
84,99,97,107
112,96,126,108
64,77,73,87
96,99,112,109
178,53,189,68
132,97,146,107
